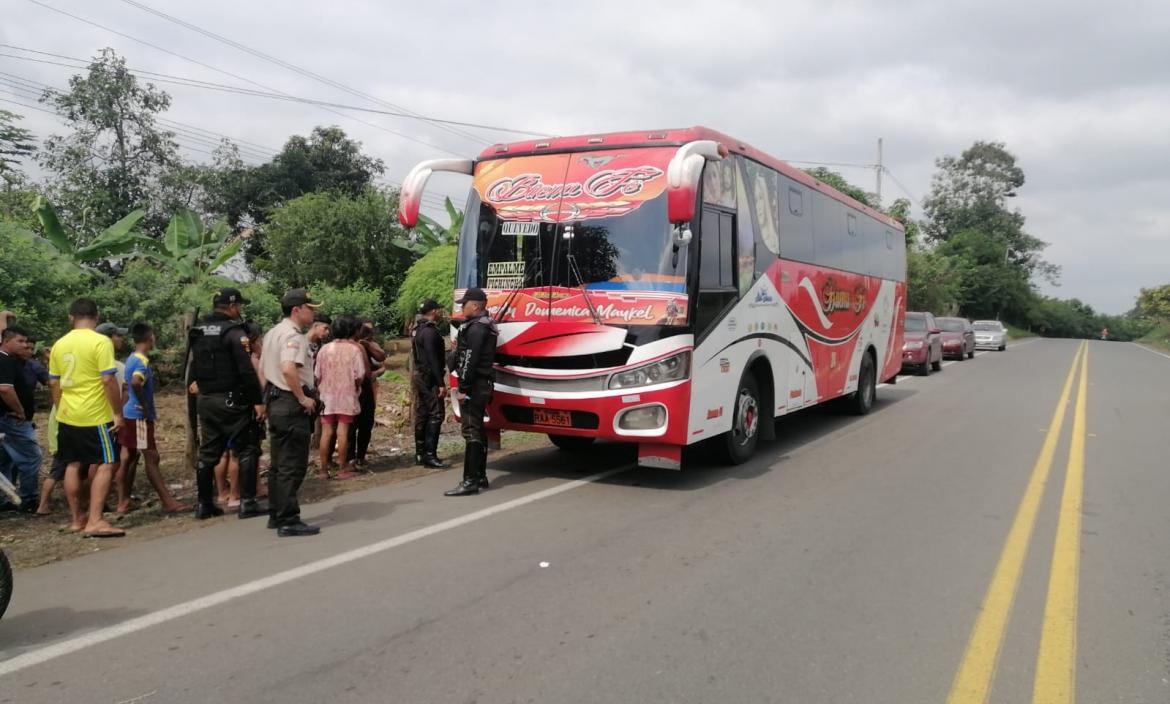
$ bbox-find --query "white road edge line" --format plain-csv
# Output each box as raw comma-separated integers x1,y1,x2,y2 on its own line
0,465,632,678
1132,342,1170,361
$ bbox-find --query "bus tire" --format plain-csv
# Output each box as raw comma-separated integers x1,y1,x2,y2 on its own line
548,434,595,452
847,352,877,416
722,373,761,465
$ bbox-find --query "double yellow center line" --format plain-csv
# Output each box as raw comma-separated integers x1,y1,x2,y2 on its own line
946,342,1090,704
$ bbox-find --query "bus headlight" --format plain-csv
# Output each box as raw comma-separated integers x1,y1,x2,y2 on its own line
608,352,690,390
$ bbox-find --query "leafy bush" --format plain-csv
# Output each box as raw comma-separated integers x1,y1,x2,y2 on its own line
309,281,394,331
258,189,413,309
395,245,456,326
0,220,91,341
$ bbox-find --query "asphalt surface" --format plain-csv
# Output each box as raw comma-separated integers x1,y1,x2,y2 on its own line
1,339,1168,703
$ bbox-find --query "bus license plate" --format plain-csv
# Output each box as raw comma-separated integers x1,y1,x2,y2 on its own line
533,409,572,427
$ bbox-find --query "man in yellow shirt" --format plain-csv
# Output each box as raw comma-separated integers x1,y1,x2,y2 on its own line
48,298,126,537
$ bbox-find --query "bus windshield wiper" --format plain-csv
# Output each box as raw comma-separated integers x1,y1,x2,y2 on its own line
565,225,602,326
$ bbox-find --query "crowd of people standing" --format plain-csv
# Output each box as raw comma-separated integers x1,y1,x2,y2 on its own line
0,284,501,538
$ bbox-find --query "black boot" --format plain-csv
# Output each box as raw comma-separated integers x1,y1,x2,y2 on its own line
236,450,266,519
424,424,448,468
194,461,223,519
414,428,429,467
443,445,481,497
471,443,489,490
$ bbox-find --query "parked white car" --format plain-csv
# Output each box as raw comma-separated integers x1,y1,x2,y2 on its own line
972,320,1008,351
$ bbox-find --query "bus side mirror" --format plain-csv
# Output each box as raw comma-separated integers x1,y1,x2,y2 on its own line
666,140,728,226
397,158,475,228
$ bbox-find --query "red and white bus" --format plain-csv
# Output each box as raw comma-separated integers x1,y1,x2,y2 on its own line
399,127,906,469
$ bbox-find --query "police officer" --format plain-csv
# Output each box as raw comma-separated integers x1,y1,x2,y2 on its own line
189,288,265,520
259,289,321,537
412,299,448,469
444,288,497,497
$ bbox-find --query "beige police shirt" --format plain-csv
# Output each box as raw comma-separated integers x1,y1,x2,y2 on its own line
261,318,314,392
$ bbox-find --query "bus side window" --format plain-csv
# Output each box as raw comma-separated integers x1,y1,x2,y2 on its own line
778,179,814,263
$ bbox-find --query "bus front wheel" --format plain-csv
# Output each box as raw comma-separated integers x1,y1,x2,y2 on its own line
722,374,761,465
548,434,595,452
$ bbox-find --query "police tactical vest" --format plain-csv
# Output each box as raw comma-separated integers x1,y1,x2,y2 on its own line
190,316,242,393
454,314,498,381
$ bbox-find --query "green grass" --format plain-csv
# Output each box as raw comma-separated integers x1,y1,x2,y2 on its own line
1005,324,1036,340
1137,321,1170,352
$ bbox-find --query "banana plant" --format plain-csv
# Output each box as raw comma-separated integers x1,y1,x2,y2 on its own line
136,209,243,283
28,195,146,264
393,196,463,255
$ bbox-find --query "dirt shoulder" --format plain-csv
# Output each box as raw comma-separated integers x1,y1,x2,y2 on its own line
1,373,550,570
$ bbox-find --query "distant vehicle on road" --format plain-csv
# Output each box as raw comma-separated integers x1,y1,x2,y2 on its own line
902,312,943,376
973,320,1008,351
937,317,976,360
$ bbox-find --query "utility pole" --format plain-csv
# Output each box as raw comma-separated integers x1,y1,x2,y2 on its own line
875,137,884,207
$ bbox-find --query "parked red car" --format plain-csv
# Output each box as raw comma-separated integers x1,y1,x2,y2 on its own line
902,311,943,376
937,317,976,360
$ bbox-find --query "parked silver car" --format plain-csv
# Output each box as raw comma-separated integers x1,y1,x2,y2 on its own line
972,320,1007,351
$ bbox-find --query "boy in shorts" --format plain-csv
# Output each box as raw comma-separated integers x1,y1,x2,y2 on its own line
49,298,125,537
116,323,190,515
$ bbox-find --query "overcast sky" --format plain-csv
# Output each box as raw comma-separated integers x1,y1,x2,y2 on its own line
3,0,1167,313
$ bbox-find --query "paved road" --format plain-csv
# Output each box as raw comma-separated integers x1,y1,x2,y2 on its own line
2,339,1169,703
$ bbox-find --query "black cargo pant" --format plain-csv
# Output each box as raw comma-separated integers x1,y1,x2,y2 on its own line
459,377,493,447
196,392,259,502
266,389,313,526
351,379,376,462
413,373,444,447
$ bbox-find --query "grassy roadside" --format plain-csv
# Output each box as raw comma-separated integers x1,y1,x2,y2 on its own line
1005,324,1037,340
1137,321,1170,353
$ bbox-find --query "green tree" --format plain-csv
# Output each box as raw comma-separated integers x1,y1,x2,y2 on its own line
0,110,36,188
803,167,876,208
906,247,963,314
204,126,386,260
0,220,90,340
393,197,462,254
259,188,412,303
1135,284,1170,322
395,245,457,325
37,48,180,243
920,141,1057,318
310,281,394,330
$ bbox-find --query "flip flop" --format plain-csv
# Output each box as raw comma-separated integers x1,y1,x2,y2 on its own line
160,504,193,515
82,528,126,538
334,471,358,481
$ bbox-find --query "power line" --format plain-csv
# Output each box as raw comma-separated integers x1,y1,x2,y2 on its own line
118,0,494,146
882,167,924,207
0,73,276,162
22,0,465,157
783,159,878,169
0,46,549,138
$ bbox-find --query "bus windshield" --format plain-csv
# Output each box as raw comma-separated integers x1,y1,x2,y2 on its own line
455,190,687,295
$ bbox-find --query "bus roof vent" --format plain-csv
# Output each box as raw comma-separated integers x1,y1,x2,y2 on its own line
647,132,668,140
587,137,604,144
535,141,551,149
494,145,508,154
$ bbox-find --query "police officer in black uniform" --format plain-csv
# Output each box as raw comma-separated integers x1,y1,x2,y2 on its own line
444,288,498,497
413,299,449,469
188,288,265,519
